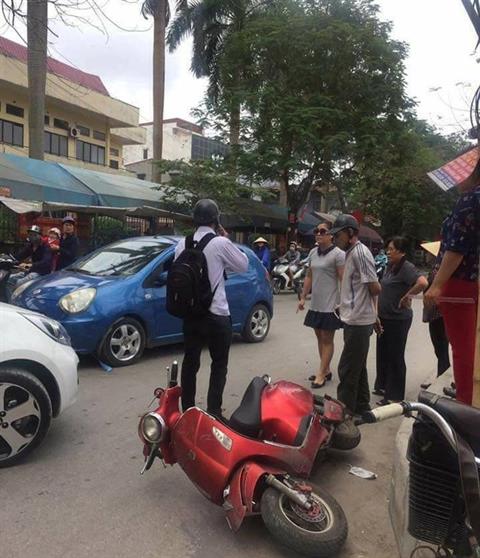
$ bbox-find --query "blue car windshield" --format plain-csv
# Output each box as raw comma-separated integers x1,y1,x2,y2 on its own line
71,239,172,276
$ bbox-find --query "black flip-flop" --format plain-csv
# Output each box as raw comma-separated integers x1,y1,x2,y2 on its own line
309,373,333,382
308,375,316,381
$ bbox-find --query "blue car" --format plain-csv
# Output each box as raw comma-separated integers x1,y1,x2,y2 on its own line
12,236,273,367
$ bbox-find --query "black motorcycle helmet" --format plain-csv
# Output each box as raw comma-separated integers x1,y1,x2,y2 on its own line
192,199,220,226
330,214,360,236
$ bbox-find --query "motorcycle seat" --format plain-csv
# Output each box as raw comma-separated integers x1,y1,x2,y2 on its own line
419,391,480,455
229,376,268,438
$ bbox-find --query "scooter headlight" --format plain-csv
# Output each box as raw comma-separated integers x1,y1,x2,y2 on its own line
141,413,166,444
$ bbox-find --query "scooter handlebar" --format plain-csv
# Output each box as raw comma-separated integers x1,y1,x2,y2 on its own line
362,403,406,423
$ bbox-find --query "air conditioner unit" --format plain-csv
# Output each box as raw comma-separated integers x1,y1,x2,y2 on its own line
69,126,79,138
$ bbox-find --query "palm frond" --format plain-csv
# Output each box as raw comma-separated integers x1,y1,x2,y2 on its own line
141,0,171,24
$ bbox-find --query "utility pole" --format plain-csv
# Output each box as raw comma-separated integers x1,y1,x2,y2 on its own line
27,0,48,161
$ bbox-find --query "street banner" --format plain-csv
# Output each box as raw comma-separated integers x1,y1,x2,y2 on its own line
428,147,479,191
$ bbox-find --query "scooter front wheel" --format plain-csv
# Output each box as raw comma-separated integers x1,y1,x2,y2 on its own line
272,278,281,295
260,480,347,557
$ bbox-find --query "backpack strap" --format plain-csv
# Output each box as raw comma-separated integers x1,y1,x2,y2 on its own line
185,234,195,249
195,232,217,252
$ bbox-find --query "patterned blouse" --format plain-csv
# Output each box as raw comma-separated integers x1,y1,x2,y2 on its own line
437,185,480,282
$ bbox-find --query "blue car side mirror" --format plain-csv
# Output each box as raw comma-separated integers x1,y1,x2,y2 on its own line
154,271,168,287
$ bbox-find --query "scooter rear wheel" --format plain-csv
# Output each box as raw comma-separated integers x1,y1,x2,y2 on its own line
260,480,347,557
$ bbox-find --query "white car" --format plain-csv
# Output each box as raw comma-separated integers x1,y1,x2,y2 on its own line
0,302,78,467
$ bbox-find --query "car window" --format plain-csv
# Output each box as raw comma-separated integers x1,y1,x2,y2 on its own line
70,239,172,277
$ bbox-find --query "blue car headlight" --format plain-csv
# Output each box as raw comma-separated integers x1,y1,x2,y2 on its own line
20,313,71,346
59,288,96,314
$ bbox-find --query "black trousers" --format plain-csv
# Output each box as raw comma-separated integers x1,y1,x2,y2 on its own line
429,317,450,377
181,313,232,414
337,324,373,415
375,317,412,401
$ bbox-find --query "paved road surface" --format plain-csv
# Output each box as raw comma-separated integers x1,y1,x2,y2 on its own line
1,297,435,558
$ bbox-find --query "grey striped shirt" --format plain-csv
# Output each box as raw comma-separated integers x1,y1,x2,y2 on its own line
339,241,378,326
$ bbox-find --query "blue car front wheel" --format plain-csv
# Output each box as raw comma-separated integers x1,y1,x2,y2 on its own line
99,317,146,368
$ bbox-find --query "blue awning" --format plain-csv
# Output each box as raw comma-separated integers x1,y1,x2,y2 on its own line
0,153,98,205
0,153,164,208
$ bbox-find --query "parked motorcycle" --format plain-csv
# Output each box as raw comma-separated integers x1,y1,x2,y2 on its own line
374,252,388,280
272,257,308,296
0,254,19,302
361,392,480,558
138,362,361,557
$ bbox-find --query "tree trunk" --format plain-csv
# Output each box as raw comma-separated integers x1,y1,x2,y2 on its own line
279,168,288,207
27,0,48,161
229,100,240,148
152,2,166,184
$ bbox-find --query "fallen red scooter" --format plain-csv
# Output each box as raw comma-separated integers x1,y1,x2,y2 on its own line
138,362,360,557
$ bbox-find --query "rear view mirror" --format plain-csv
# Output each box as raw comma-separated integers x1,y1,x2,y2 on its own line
154,271,168,287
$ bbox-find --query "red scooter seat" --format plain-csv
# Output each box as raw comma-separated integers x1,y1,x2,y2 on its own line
229,377,268,438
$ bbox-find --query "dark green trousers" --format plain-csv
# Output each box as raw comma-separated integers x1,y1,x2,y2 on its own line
337,324,374,414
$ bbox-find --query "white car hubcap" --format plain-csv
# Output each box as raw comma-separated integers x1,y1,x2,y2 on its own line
0,383,41,461
250,309,269,339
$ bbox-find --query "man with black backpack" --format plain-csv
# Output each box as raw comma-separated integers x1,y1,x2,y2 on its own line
168,199,248,418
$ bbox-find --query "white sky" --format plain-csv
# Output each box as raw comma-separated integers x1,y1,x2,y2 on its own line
1,0,479,134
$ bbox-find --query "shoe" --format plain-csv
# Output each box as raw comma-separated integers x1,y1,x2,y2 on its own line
207,409,226,421
311,379,327,389
376,398,390,406
420,383,431,389
309,373,332,382
372,389,385,396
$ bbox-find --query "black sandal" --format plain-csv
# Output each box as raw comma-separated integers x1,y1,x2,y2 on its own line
309,373,333,382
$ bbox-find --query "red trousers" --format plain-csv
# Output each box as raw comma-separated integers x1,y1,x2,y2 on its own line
439,279,478,405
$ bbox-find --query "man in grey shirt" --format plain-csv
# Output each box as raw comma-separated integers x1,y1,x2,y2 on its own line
331,214,381,415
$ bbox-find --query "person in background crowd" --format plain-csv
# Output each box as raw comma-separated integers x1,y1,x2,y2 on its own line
297,222,345,388
282,241,301,286
253,237,271,271
47,227,61,271
331,214,381,416
57,216,80,270
425,160,479,405
7,225,53,298
421,241,450,382
374,237,428,405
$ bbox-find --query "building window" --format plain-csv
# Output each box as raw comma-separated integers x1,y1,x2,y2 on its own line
6,104,24,118
93,130,106,141
110,147,119,157
44,131,68,157
109,160,119,169
143,148,149,160
0,119,23,146
137,173,146,180
77,125,90,137
191,135,229,161
54,118,70,131
44,115,50,126
76,140,105,165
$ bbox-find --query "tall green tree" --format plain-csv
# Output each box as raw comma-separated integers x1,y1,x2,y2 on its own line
167,0,273,149
233,0,411,214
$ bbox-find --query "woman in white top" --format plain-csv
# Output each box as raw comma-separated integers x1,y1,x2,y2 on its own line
298,223,345,388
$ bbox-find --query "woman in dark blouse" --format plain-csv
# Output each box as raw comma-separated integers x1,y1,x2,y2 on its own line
425,161,480,405
375,237,428,404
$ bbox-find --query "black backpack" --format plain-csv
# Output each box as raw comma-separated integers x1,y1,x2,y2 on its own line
166,233,217,318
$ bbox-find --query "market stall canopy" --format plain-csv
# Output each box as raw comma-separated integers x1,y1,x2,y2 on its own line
0,153,167,209
0,196,191,222
61,164,164,207
221,199,289,232
0,153,98,205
